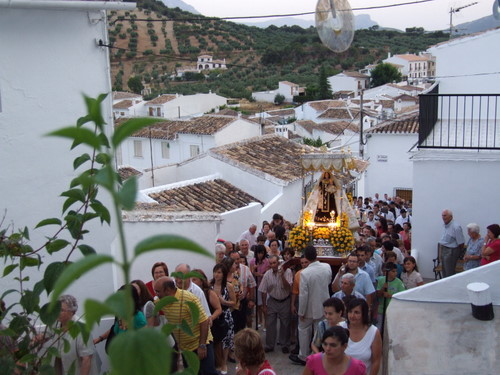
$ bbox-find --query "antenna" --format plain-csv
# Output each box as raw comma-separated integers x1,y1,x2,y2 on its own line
449,2,478,39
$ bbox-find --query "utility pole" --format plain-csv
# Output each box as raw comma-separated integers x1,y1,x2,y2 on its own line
449,2,478,39
359,90,364,159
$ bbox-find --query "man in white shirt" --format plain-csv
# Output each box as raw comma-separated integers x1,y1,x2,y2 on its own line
365,211,377,230
395,209,412,227
238,239,254,263
238,224,258,248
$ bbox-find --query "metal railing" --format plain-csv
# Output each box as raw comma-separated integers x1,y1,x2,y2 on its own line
419,93,500,149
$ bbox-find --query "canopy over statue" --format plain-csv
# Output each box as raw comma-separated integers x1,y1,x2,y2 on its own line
301,152,369,230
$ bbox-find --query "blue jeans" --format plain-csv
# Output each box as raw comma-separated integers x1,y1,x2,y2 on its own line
184,342,217,375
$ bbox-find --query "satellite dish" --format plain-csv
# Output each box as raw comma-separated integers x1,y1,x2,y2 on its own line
315,0,355,53
493,0,500,21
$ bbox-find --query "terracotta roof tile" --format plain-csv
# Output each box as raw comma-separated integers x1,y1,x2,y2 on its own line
113,91,142,100
296,120,317,134
341,71,370,79
308,100,346,112
394,54,429,62
210,135,317,182
392,94,418,102
116,116,235,140
317,108,353,119
266,108,296,117
365,113,419,134
146,94,177,105
387,83,424,92
280,81,298,87
118,166,143,180
148,179,262,212
217,109,239,116
315,121,359,134
114,100,133,109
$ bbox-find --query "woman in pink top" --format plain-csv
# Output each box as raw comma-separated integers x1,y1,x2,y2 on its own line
480,224,500,265
304,326,366,375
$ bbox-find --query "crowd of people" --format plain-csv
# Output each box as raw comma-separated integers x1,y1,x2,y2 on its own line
14,194,500,375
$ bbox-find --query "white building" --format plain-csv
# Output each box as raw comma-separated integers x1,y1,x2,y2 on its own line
141,92,227,119
384,53,436,83
362,111,419,200
328,71,370,97
252,81,305,103
0,0,135,371
112,91,144,119
412,28,500,279
197,54,227,70
117,115,262,177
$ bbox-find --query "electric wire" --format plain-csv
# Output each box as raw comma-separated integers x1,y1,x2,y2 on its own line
109,0,435,24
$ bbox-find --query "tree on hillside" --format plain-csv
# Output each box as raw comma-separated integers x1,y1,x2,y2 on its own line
274,93,285,105
317,66,332,100
127,76,144,94
370,63,402,88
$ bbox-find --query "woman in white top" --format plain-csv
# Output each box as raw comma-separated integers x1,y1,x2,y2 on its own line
340,298,382,375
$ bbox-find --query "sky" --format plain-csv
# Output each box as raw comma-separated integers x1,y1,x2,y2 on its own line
181,0,496,31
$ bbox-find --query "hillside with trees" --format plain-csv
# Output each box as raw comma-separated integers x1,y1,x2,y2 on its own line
110,0,448,99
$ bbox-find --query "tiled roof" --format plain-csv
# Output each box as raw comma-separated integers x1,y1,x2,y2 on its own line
308,100,346,112
210,135,317,182
148,179,262,212
217,109,239,116
365,113,419,134
280,81,298,87
266,108,296,117
317,108,353,120
146,94,177,105
315,121,359,134
397,104,420,114
118,166,143,180
394,54,429,62
296,120,317,134
113,91,142,100
116,116,235,140
393,94,418,102
342,71,370,79
377,99,394,109
387,83,424,92
114,100,133,109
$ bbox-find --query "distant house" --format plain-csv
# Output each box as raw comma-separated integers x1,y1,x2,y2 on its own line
117,115,262,173
197,54,227,70
292,120,359,150
140,92,227,119
328,71,370,97
384,52,436,83
295,99,347,121
252,81,305,103
112,91,144,119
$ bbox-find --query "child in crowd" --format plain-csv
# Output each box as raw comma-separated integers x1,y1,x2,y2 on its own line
376,262,405,330
311,298,345,353
384,251,402,278
401,256,424,289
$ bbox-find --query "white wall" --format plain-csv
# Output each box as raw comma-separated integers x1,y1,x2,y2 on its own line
163,93,227,118
214,118,261,146
0,5,135,309
411,151,500,278
386,262,500,374
252,91,278,103
428,29,500,95
219,203,262,243
363,133,417,199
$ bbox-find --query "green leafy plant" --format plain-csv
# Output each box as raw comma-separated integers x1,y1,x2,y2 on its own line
0,94,212,375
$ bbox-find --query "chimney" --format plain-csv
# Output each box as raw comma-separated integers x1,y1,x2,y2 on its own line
388,52,391,59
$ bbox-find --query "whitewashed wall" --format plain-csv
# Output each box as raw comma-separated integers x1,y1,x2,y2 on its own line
362,133,417,199
214,118,261,145
411,152,500,278
385,262,500,374
428,29,500,95
0,3,137,308
219,203,262,243
252,91,278,103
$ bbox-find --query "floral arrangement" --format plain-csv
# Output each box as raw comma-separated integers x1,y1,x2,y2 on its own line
313,227,330,239
288,226,309,252
330,226,355,253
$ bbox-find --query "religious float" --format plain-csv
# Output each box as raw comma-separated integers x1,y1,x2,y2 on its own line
286,150,369,270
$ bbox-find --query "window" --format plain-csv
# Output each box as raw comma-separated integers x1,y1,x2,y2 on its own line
149,107,154,116
156,108,161,117
161,141,170,159
189,145,200,158
133,140,143,157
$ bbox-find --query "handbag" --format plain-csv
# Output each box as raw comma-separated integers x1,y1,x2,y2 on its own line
210,315,229,343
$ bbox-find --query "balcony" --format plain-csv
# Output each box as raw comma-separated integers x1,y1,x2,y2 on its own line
419,92,500,150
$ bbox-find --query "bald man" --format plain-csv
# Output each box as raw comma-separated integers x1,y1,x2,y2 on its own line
175,263,211,317
439,209,465,278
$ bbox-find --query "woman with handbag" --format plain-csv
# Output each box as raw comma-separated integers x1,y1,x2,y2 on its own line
211,263,236,375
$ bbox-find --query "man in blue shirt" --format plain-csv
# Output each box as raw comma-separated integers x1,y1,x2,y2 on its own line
439,209,465,278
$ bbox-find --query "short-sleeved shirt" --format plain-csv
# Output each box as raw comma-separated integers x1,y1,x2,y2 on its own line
259,268,292,300
352,269,375,297
439,220,465,248
465,237,484,270
376,276,406,313
159,289,210,351
401,271,423,289
306,353,366,375
481,239,500,265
